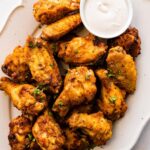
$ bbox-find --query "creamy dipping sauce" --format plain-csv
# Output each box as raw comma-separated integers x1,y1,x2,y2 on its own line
84,0,130,38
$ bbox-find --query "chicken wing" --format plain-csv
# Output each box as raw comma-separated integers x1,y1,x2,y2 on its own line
0,77,47,116
109,27,141,57
1,46,30,82
67,112,112,146
52,67,97,117
64,128,89,150
58,34,107,65
106,46,137,93
32,110,65,150
8,115,33,150
25,36,62,94
41,13,81,41
33,0,80,24
96,69,127,121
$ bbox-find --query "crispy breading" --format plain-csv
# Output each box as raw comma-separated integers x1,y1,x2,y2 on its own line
67,112,112,146
0,77,47,116
1,46,30,82
25,36,62,94
106,46,137,93
52,67,97,117
96,69,127,121
109,27,141,57
41,13,81,41
33,0,80,24
58,34,107,65
32,110,65,150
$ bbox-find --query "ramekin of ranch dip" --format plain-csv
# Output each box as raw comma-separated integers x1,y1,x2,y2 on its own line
80,0,133,39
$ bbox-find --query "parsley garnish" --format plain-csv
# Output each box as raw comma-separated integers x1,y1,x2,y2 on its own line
33,88,41,97
28,41,36,49
28,133,34,141
58,101,63,107
107,68,115,78
109,96,117,104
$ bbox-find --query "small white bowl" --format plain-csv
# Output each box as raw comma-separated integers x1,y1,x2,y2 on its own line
80,0,133,39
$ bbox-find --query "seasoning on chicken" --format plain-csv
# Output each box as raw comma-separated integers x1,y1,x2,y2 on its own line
41,13,81,41
96,69,127,121
32,110,65,150
67,112,112,146
25,36,62,94
58,34,107,65
52,66,97,117
106,46,137,93
0,77,47,116
33,0,80,24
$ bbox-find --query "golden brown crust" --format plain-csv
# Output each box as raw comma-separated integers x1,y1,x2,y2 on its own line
52,67,97,117
32,110,65,150
58,35,107,65
41,13,81,41
33,0,80,24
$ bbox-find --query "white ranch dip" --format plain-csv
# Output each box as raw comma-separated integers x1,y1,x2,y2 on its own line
84,0,130,38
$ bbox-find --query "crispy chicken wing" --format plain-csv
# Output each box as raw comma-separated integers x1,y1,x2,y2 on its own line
109,27,141,57
33,0,80,24
8,115,33,150
107,46,137,93
41,13,81,41
64,128,89,150
58,35,107,65
67,112,112,146
96,69,127,121
1,46,30,82
32,110,65,150
0,77,47,116
25,36,62,94
52,67,97,117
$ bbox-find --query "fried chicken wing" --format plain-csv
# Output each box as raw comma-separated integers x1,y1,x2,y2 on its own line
109,27,141,57
0,77,47,116
106,46,137,93
32,110,65,150
52,67,97,117
64,128,89,150
96,69,127,121
1,46,30,82
58,35,107,65
8,115,33,150
41,13,81,41
25,36,62,94
67,112,112,146
33,0,80,24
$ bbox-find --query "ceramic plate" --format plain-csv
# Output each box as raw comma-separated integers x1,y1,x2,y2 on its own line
0,0,150,149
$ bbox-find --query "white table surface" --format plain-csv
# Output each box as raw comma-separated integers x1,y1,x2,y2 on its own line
0,0,150,150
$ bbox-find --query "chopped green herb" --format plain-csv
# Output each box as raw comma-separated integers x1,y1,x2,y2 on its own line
33,88,41,97
58,101,63,107
74,50,79,54
109,96,117,104
32,138,36,142
50,63,54,68
53,94,59,100
107,68,115,78
28,133,33,141
28,41,36,48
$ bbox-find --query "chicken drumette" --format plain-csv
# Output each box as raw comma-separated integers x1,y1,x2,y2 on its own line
41,13,81,41
52,66,97,117
67,112,112,146
32,110,65,150
96,69,127,121
25,36,62,94
106,46,137,93
0,77,47,117
58,34,107,65
33,0,80,24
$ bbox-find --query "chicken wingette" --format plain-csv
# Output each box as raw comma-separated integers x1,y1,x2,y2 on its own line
106,46,137,93
8,115,33,150
32,110,65,150
96,69,127,121
52,66,97,117
33,0,80,24
67,112,112,146
41,13,81,41
25,36,62,94
58,34,107,65
0,77,47,116
109,27,141,57
1,46,30,82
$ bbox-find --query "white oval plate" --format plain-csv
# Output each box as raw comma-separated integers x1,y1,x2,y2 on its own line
0,0,150,150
